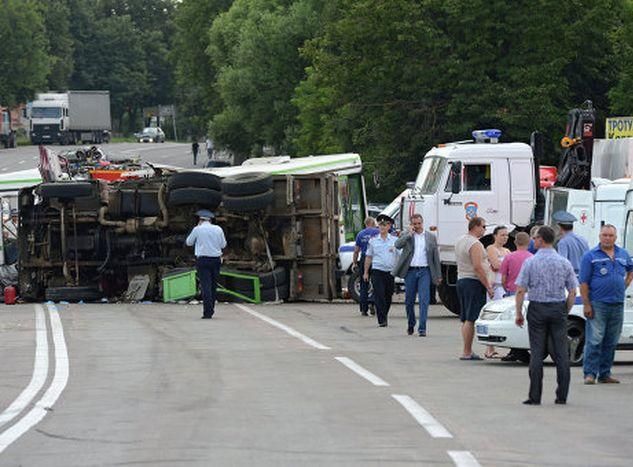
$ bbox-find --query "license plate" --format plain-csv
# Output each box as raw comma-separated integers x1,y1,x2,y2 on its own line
476,324,488,335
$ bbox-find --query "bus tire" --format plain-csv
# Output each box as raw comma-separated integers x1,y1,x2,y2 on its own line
168,172,222,191
39,182,93,200
223,190,274,212
221,173,272,196
168,187,222,209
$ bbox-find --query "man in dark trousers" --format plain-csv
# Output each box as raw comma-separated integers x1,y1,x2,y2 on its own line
352,216,378,316
192,139,200,165
579,224,633,384
186,209,226,319
363,214,397,327
393,214,441,336
515,226,578,405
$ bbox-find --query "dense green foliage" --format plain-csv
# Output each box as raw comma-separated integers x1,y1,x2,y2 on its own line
3,0,633,199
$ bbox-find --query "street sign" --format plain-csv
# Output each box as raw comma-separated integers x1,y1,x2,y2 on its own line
606,117,633,139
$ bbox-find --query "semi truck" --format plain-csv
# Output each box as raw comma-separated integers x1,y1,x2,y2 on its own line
0,106,17,148
29,91,111,145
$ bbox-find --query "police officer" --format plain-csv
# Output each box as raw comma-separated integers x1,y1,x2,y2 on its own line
186,209,227,319
553,210,589,275
363,214,398,327
352,216,378,316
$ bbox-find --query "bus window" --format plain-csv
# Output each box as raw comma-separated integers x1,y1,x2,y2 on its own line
339,174,365,241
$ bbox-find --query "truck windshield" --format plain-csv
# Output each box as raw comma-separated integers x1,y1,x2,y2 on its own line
415,157,446,194
32,107,62,119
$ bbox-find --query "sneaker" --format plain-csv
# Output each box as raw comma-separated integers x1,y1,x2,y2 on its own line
369,305,376,316
598,376,620,384
407,327,414,335
584,375,596,385
418,331,426,337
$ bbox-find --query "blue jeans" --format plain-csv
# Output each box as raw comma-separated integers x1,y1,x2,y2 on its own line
404,267,431,332
583,301,624,379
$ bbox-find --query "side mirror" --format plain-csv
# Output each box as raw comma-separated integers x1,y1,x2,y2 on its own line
450,162,462,194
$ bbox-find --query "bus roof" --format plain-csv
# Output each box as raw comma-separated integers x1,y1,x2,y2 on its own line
200,153,362,177
0,168,42,193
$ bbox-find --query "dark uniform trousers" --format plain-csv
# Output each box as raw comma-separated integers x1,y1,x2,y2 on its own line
197,256,221,318
370,269,394,325
527,301,570,402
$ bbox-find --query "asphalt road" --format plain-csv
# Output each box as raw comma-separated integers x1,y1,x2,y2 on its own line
1,301,633,466
0,141,199,173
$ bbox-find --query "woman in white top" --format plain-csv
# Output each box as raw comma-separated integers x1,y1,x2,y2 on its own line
484,225,510,358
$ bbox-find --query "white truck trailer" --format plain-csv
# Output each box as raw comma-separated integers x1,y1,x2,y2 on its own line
30,91,111,145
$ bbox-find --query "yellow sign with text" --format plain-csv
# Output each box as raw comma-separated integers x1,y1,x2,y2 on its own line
606,117,633,139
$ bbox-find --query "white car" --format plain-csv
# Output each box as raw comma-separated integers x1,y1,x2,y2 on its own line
475,296,633,365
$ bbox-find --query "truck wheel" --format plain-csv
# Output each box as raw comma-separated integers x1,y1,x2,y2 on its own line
221,172,272,196
567,318,585,366
347,270,373,303
39,182,93,199
223,189,274,212
168,187,222,209
45,286,103,302
168,172,222,191
437,281,460,315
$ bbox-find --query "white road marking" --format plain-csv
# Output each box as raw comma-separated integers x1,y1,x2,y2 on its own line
1,167,7,171
233,303,330,350
448,451,482,467
0,304,69,454
0,306,49,429
18,160,25,165
391,394,453,438
334,357,389,386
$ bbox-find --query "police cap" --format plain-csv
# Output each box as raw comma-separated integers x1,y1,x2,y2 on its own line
552,210,577,226
376,213,394,225
196,209,215,220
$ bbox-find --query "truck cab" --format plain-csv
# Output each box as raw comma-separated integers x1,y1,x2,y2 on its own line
402,130,536,312
29,93,68,145
0,106,17,148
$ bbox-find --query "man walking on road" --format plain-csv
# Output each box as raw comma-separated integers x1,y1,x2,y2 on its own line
554,210,589,275
393,214,441,336
364,214,398,327
186,209,227,319
352,217,379,316
192,139,199,165
455,217,492,360
515,226,577,405
579,224,633,384
205,137,214,159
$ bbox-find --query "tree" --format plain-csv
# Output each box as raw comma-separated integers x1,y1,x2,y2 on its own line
208,0,324,157
172,0,233,139
37,0,75,90
0,0,50,106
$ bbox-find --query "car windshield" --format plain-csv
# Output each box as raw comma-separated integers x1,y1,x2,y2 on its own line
415,156,447,194
142,128,157,135
32,107,62,119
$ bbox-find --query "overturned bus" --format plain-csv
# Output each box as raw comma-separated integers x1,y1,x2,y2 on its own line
17,153,367,303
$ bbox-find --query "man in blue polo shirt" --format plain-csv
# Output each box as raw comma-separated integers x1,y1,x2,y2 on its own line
579,224,633,384
352,217,379,316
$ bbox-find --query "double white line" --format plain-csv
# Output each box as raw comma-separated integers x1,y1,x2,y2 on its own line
0,304,69,454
